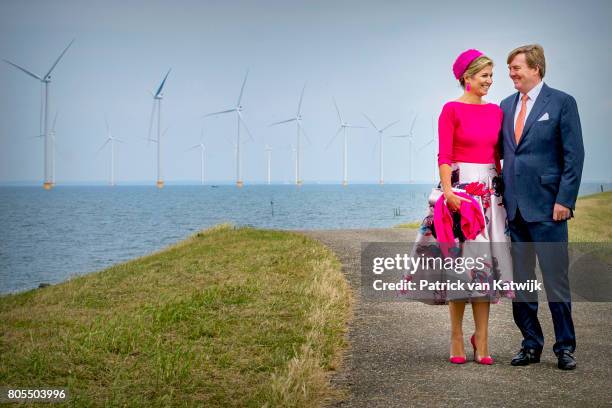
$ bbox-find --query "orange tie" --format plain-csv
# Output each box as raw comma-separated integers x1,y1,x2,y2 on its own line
514,94,529,144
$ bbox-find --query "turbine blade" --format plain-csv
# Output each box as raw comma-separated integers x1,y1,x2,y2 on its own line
381,119,400,132
44,39,75,79
325,127,343,150
238,112,254,141
114,138,126,143
371,138,379,159
332,97,343,123
104,115,110,134
298,122,312,146
96,139,110,155
391,134,410,138
223,134,236,148
409,114,417,135
52,111,59,131
362,113,379,131
346,125,366,129
418,138,435,151
269,118,296,127
147,102,156,143
203,108,236,118
3,59,43,81
154,68,172,98
237,69,249,106
297,81,307,115
39,83,44,136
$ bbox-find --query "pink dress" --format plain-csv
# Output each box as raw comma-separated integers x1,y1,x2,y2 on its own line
437,101,503,170
401,101,514,304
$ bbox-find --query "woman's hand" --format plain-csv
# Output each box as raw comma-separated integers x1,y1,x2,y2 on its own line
444,191,471,212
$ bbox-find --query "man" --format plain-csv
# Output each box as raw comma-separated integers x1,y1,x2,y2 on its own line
499,44,584,370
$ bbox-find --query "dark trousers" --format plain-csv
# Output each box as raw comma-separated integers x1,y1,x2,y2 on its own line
509,208,576,355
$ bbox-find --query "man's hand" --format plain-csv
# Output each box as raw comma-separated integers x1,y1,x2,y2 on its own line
553,203,571,221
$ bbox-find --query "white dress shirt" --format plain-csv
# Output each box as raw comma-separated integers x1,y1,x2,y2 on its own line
513,80,544,131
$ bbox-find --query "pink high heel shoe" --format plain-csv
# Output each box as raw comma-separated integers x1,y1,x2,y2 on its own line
470,334,494,365
449,356,467,364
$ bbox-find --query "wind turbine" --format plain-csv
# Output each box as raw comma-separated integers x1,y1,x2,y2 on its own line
363,114,400,185
3,39,74,189
97,116,125,186
187,129,207,185
269,82,309,186
147,69,171,188
326,98,365,186
264,145,272,185
418,116,438,183
203,70,254,188
392,114,418,183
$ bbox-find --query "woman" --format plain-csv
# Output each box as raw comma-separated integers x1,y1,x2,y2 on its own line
403,49,513,365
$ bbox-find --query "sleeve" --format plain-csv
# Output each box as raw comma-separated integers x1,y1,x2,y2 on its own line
555,95,585,210
437,104,455,166
495,106,504,173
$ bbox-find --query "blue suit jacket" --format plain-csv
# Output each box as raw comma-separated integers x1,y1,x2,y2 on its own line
499,83,584,222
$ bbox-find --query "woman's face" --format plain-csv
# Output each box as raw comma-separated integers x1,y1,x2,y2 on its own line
466,65,493,96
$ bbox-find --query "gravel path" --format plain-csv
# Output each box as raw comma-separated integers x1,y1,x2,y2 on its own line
299,229,612,408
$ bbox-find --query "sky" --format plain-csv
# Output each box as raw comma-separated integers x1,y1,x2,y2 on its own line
0,0,610,184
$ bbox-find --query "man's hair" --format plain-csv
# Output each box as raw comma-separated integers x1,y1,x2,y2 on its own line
507,44,546,78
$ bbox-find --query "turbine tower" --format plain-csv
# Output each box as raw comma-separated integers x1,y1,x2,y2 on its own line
363,114,400,185
326,98,365,186
147,69,171,188
203,70,254,188
269,82,309,186
97,116,125,186
264,145,272,185
392,114,418,183
187,129,207,185
3,39,74,189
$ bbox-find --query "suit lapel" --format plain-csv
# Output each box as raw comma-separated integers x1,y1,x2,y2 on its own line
507,92,519,149
517,83,551,148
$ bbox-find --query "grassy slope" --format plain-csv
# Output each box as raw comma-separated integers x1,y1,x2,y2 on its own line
568,191,612,242
0,225,352,407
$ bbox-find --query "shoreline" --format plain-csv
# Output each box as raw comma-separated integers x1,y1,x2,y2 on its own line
3,191,611,297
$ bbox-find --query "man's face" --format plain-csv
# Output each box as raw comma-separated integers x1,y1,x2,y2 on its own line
508,53,541,94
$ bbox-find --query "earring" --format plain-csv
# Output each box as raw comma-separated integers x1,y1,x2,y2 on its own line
466,83,471,92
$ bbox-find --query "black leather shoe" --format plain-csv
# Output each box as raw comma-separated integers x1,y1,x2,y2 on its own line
511,348,541,366
557,350,576,370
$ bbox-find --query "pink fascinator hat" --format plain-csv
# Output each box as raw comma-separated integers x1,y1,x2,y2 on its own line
453,49,484,80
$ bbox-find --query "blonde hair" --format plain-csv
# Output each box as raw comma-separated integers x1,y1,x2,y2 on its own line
507,44,546,78
460,56,494,88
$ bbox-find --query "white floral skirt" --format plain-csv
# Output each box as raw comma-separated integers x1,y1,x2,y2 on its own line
401,162,514,304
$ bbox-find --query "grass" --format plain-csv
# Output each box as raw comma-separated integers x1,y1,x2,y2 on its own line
0,224,353,407
568,191,612,242
394,221,421,229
